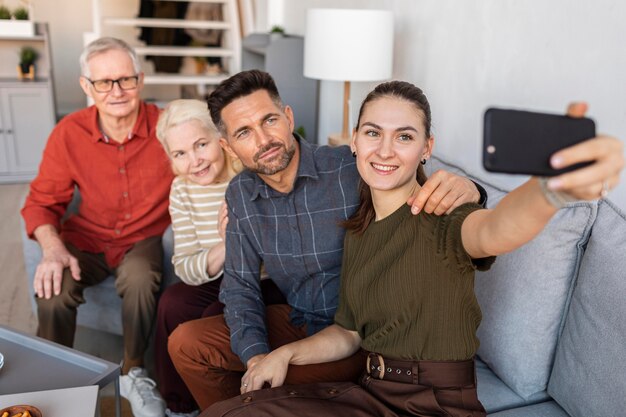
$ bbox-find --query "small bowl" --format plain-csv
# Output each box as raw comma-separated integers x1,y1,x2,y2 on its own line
0,405,43,417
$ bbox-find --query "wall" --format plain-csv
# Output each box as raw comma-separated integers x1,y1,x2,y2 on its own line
2,0,93,115
10,0,201,115
15,0,279,116
3,0,624,208
280,0,626,210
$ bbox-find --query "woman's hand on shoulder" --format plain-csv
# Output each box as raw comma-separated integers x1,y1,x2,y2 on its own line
546,103,624,200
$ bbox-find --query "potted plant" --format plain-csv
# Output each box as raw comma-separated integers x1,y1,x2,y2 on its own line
0,3,34,37
13,7,28,20
0,6,11,20
17,45,37,80
269,25,285,41
295,125,306,139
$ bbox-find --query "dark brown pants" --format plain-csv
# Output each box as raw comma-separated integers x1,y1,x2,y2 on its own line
201,358,485,417
168,304,367,410
36,237,163,363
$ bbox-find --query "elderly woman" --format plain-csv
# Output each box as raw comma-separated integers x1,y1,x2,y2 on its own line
153,100,283,417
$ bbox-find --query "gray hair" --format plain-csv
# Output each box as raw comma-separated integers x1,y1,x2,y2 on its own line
79,37,141,78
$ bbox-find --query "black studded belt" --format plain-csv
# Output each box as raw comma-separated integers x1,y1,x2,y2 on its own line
366,352,476,387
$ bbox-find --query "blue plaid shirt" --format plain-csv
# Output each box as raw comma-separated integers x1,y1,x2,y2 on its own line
220,137,360,364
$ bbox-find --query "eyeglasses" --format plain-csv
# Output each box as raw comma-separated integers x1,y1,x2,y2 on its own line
85,75,140,93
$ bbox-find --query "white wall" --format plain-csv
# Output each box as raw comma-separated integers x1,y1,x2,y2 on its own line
6,0,625,208
280,0,626,211
3,0,94,115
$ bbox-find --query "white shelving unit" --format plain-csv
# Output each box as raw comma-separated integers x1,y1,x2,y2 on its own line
0,23,56,183
91,0,241,96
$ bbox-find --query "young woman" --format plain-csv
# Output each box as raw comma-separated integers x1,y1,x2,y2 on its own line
153,100,283,417
216,82,623,417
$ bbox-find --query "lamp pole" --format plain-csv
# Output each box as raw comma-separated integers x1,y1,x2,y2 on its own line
342,80,351,139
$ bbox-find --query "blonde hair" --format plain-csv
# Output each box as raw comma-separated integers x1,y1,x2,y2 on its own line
156,99,241,179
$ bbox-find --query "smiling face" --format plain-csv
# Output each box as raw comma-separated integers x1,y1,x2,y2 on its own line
352,96,434,198
165,119,229,186
218,89,297,178
79,48,143,121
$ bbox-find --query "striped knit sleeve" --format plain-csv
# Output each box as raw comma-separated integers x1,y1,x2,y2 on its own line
169,179,221,285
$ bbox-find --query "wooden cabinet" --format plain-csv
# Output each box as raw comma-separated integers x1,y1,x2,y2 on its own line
0,82,55,182
0,23,56,183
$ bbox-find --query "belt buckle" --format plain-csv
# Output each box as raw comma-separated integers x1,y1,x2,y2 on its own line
366,353,386,380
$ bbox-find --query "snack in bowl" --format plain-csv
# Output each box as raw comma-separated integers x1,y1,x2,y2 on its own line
0,405,42,417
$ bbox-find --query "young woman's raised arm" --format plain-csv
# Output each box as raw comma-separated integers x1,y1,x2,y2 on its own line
462,134,623,258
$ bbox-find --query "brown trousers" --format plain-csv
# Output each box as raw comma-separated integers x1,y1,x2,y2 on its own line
202,358,485,417
36,237,163,363
168,304,367,410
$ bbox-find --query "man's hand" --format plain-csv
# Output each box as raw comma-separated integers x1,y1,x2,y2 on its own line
547,103,624,200
241,349,291,394
33,225,80,299
407,171,480,215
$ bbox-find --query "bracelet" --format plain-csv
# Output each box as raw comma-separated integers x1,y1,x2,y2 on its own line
538,178,578,209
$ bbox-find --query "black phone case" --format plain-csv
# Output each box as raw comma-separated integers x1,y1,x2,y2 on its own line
483,108,595,176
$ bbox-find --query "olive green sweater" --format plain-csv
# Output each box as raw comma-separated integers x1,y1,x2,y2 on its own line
335,203,495,361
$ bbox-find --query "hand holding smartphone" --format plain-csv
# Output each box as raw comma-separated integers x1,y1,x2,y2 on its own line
483,108,596,176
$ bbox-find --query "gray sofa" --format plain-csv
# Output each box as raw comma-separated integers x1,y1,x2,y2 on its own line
427,156,626,417
20,192,180,335
21,156,625,416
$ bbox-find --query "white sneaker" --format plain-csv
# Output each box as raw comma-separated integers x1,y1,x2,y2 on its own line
165,409,200,417
119,367,166,417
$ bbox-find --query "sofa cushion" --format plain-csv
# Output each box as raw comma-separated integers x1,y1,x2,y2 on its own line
475,202,595,399
427,156,596,399
548,199,626,417
79,277,122,334
488,401,569,417
475,358,549,414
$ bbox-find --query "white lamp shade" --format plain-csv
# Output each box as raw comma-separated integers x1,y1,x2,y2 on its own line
304,8,394,82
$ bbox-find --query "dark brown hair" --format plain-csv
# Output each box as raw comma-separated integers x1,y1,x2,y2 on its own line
344,81,431,235
207,70,283,135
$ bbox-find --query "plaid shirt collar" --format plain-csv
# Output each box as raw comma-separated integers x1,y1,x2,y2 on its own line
249,134,320,201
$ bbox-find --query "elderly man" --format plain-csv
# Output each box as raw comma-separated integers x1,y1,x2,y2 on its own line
168,70,485,410
21,37,171,417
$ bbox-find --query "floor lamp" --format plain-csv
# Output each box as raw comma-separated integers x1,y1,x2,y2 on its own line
304,8,394,146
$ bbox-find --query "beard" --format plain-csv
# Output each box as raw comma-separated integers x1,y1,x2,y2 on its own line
248,140,297,175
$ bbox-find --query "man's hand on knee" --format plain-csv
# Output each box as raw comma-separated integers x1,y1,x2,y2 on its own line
35,243,81,299
33,224,81,299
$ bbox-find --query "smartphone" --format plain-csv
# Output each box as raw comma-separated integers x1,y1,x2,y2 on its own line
483,108,595,176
